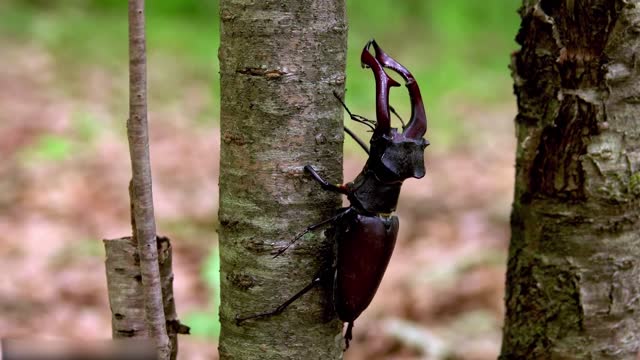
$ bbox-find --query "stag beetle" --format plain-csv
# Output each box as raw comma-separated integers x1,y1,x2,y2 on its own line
236,40,429,349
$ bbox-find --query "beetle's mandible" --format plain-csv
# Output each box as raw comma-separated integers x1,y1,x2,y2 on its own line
236,40,429,349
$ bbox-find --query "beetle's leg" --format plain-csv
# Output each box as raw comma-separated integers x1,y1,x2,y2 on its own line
333,91,376,131
304,165,349,194
272,207,353,258
235,276,323,325
344,127,370,155
344,321,354,349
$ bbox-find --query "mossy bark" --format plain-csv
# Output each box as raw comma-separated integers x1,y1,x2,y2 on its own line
217,0,347,358
501,1,640,358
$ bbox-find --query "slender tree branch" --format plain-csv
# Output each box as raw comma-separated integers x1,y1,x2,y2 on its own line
127,1,170,359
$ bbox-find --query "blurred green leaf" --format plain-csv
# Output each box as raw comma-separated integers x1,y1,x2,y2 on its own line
203,245,220,296
22,134,73,162
73,112,101,142
1,0,519,148
182,310,220,339
181,245,220,339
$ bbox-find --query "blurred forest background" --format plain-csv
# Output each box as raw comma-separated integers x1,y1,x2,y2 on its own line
0,0,520,359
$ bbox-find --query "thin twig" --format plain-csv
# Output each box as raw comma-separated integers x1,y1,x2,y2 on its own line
127,1,170,359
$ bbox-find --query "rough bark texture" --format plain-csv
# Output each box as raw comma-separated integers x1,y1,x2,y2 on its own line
501,1,640,359
158,237,191,360
104,236,188,360
127,1,169,358
105,237,148,340
217,0,347,358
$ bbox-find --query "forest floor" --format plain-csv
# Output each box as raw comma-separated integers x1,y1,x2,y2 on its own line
0,38,516,360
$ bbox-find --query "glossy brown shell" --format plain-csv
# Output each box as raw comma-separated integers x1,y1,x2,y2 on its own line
334,214,399,322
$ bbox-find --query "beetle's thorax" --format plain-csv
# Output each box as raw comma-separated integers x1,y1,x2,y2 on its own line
345,130,427,215
346,170,403,215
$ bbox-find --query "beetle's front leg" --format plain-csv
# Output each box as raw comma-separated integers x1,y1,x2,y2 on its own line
304,165,348,195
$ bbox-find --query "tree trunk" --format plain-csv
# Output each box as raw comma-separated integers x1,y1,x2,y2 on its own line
104,236,188,360
217,0,347,358
501,1,640,358
105,237,148,340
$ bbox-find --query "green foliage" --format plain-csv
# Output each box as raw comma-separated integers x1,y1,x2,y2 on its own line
344,0,520,152
20,134,73,162
1,0,519,150
184,246,221,339
88,0,217,15
183,310,220,339
16,111,105,164
6,0,216,16
73,112,101,142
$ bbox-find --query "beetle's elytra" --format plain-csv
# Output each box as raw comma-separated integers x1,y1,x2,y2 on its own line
236,40,429,350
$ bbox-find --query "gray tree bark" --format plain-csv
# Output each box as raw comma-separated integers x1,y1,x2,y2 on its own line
105,236,189,360
217,0,347,358
105,236,148,340
501,0,640,359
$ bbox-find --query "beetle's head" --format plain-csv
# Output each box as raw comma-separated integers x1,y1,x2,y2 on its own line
361,40,429,182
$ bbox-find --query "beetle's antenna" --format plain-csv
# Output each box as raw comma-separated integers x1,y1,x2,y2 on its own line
333,91,376,131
